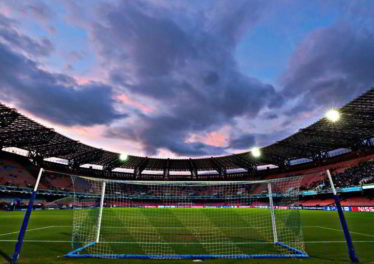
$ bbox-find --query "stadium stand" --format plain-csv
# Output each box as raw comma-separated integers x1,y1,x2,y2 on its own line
1,150,374,210
340,196,374,206
0,159,38,189
0,88,374,180
1,88,374,212
299,199,335,207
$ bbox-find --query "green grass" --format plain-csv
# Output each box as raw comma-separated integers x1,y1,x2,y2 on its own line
0,209,374,264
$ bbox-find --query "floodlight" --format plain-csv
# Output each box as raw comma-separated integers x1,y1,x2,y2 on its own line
251,147,261,158
325,109,340,122
119,153,128,161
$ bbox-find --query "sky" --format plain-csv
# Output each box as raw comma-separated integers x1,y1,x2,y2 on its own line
0,0,374,158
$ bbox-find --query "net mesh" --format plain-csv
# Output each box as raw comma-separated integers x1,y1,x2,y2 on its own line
67,176,306,258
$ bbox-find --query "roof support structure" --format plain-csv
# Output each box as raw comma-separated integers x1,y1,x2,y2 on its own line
134,158,149,179
311,151,330,162
272,142,330,162
232,155,257,173
163,159,170,180
28,151,44,167
188,159,198,179
260,152,289,169
31,141,79,158
0,109,19,128
103,158,123,172
68,149,104,169
301,129,363,143
210,158,227,179
291,133,353,150
0,129,56,148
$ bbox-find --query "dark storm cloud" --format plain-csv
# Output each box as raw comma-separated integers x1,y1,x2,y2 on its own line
228,134,256,150
107,114,227,156
93,0,282,156
281,22,374,114
228,129,291,151
0,41,125,126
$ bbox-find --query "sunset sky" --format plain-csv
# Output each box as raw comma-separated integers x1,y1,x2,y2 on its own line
0,0,373,158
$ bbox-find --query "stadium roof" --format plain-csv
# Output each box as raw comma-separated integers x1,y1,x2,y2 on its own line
1,88,374,178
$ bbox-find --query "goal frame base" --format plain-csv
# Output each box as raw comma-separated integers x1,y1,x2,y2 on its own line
65,241,309,259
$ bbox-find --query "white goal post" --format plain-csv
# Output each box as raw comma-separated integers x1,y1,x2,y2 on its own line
96,181,106,243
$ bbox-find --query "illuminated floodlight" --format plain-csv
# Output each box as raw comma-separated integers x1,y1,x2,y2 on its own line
119,153,128,161
251,147,261,158
325,109,340,122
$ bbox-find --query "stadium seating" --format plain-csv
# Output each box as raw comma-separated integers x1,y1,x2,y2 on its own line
300,199,335,206
39,173,73,191
340,197,374,206
0,159,38,189
1,151,374,209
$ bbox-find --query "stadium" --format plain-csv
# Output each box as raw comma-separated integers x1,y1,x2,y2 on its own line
1,89,374,263
1,1,374,264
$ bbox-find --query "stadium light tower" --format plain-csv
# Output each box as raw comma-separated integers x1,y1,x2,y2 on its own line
251,147,261,158
119,153,128,161
325,109,340,122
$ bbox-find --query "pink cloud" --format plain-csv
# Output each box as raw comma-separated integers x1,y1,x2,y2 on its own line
117,94,155,114
204,131,227,147
0,4,12,16
187,127,230,147
72,65,108,85
74,76,98,85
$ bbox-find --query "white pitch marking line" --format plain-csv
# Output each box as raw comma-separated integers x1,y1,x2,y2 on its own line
0,240,374,244
310,226,374,238
0,226,55,237
53,225,310,229
0,240,71,243
305,241,374,244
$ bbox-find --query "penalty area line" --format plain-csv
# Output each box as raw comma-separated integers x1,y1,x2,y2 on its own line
310,226,374,238
0,240,374,244
52,225,292,229
0,226,55,237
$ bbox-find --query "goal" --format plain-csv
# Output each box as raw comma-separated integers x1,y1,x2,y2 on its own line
12,168,361,262
63,174,308,259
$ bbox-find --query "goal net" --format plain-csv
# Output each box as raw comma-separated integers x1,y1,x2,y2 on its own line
62,174,308,259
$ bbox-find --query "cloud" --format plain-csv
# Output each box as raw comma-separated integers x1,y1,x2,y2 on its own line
0,1,58,37
207,0,267,46
0,40,125,126
229,134,256,150
263,112,278,120
26,1,55,23
106,114,227,156
88,0,282,156
0,14,53,57
281,21,374,114
4,0,373,158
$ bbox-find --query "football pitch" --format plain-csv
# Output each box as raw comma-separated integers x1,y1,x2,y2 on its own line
0,209,374,264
